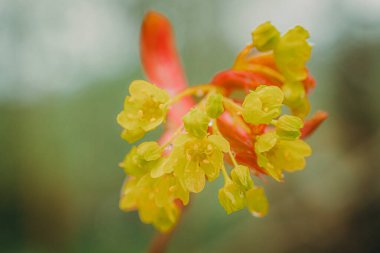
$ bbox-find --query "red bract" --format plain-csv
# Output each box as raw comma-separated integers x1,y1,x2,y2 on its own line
212,70,278,94
302,111,329,138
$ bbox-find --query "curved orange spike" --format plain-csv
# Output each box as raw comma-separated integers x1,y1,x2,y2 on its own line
301,111,328,138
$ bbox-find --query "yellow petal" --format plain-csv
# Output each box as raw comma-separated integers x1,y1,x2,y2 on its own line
246,187,269,217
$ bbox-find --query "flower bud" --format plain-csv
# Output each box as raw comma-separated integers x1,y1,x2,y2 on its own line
231,165,253,190
276,115,303,140
183,108,210,138
218,182,245,214
206,93,224,118
252,21,280,52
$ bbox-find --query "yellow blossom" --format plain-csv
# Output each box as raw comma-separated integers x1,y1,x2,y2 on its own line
274,26,312,82
255,131,312,181
170,134,230,193
117,80,170,143
218,165,269,217
119,141,162,176
242,85,284,125
120,174,189,232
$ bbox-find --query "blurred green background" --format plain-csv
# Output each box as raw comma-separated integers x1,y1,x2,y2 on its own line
1,0,380,252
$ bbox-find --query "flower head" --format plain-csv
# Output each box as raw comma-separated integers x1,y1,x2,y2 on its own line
119,141,162,176
218,165,268,217
116,12,327,233
274,26,311,82
120,174,188,232
242,85,284,125
255,130,312,181
117,80,170,142
171,133,230,193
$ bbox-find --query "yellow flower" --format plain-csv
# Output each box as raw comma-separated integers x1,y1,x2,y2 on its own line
282,81,311,118
117,80,170,143
218,181,246,214
274,26,312,82
255,131,312,181
276,115,303,140
242,85,284,125
119,141,162,176
120,173,189,232
170,134,230,193
218,165,269,217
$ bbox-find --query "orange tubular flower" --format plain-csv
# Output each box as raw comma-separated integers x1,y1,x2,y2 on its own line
117,11,327,232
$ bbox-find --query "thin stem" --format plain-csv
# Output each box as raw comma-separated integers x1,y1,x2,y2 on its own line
220,165,232,183
223,97,243,113
227,149,239,168
148,232,173,253
168,84,218,105
160,125,184,150
222,97,251,134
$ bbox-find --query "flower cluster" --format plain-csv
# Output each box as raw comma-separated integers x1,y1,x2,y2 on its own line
117,15,327,233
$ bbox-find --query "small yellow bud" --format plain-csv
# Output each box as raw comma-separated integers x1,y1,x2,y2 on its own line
206,93,224,118
183,108,210,138
252,21,280,52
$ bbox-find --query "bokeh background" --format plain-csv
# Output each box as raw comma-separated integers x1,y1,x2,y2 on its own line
1,0,380,252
